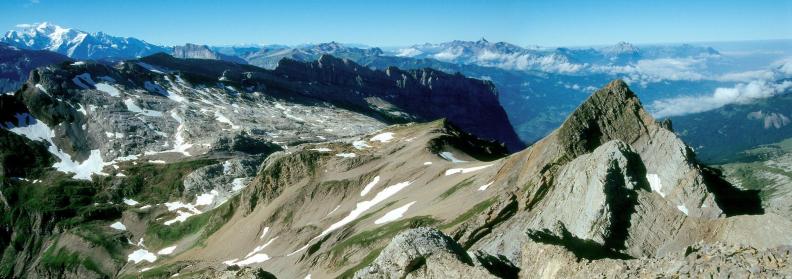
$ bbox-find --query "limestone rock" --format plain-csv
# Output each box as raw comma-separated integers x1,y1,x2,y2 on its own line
355,228,496,279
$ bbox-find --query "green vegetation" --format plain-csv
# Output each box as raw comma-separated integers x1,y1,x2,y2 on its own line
146,211,211,247
440,198,496,230
336,247,384,279
0,246,17,277
717,137,792,200
128,263,180,279
437,178,475,200
118,159,216,203
0,156,216,276
73,223,126,260
146,194,239,248
40,245,104,276
329,216,439,267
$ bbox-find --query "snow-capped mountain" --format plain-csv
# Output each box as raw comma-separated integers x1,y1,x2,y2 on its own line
390,39,721,73
1,22,168,60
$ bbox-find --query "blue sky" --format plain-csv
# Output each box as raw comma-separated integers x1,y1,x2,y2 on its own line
1,0,790,47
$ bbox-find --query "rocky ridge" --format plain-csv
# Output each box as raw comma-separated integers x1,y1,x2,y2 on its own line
2,76,788,278
172,44,248,64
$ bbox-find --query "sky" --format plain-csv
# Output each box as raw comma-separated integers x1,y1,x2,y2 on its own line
1,0,790,47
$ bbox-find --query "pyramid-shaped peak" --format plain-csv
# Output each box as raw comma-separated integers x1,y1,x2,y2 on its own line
556,79,654,158
604,79,629,91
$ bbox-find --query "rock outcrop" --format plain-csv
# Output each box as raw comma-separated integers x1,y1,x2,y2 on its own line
520,240,792,278
354,228,496,279
172,43,248,64
274,55,525,152
0,43,70,94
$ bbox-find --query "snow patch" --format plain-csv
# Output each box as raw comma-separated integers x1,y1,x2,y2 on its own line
124,99,163,117
445,164,493,176
230,253,270,266
214,111,240,129
439,152,467,163
335,153,356,158
157,245,177,255
478,181,494,191
352,140,370,150
259,227,270,240
128,249,157,264
370,132,394,143
646,174,665,197
3,113,107,180
326,205,341,216
677,204,689,215
323,181,412,236
137,62,167,74
244,237,278,259
72,73,94,89
310,148,332,152
195,190,219,206
222,160,233,175
76,104,87,115
166,111,192,156
360,176,380,196
374,201,416,224
163,210,196,225
34,84,48,94
95,83,120,97
231,178,246,191
123,198,140,206
110,221,126,231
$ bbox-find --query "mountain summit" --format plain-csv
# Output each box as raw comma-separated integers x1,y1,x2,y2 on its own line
2,22,168,59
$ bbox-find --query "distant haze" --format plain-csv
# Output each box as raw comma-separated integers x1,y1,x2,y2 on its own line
0,0,790,47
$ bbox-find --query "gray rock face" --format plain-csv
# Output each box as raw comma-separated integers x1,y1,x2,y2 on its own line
0,43,70,94
182,157,263,208
172,43,248,64
519,239,792,278
275,55,524,152
528,140,642,248
557,80,722,219
468,79,777,268
355,228,496,279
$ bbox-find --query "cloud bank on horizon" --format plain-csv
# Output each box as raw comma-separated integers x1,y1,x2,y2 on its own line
650,57,792,118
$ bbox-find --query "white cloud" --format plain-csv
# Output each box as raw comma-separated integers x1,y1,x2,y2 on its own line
775,57,792,76
594,57,709,86
716,70,775,82
651,80,792,118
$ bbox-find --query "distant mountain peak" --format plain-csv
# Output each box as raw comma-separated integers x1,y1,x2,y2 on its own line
2,22,168,60
602,41,639,54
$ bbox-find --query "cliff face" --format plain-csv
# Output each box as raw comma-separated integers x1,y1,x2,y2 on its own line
0,43,70,94
171,43,248,64
275,55,524,151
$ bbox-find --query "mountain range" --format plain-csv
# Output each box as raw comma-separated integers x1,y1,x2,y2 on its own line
2,23,169,60
0,23,751,144
2,70,788,277
1,22,792,278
